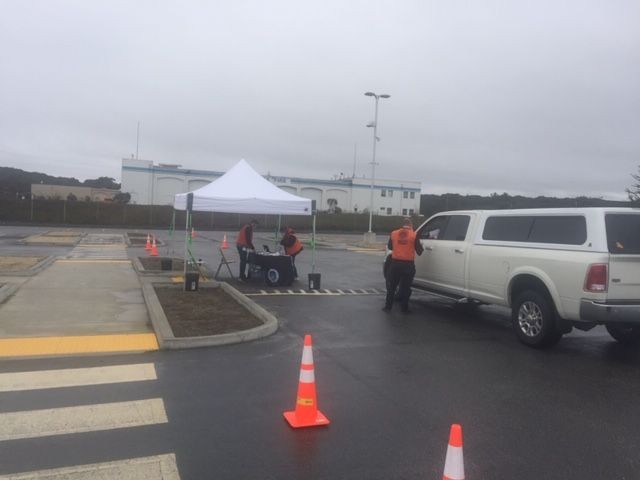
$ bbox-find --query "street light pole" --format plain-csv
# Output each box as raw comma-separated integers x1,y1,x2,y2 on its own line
364,91,390,242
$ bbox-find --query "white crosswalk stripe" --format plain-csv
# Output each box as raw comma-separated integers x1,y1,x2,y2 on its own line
0,363,157,392
67,234,128,260
0,454,180,480
0,362,180,479
0,398,168,441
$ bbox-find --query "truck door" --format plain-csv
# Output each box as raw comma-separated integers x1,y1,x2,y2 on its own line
414,214,472,296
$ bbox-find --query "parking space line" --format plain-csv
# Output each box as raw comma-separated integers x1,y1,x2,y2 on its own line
242,288,385,297
0,398,168,441
0,454,180,480
0,363,157,393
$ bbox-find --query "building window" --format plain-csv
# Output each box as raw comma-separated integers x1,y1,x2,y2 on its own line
380,207,385,211
381,190,386,197
387,208,392,215
409,209,414,215
402,208,408,215
388,190,393,197
403,191,408,199
410,192,415,199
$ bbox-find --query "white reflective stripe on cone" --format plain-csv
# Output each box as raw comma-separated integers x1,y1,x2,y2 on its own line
301,346,314,366
299,368,315,384
443,446,465,480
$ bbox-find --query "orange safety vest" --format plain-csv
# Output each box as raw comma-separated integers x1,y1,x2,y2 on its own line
390,227,417,261
236,224,252,247
284,229,303,256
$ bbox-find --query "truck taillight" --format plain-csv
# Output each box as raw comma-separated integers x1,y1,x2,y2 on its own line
584,264,608,292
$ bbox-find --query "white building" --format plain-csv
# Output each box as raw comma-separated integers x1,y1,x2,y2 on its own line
121,159,421,216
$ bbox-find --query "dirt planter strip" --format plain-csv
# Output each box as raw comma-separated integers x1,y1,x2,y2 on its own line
0,255,57,277
142,282,278,349
133,256,186,277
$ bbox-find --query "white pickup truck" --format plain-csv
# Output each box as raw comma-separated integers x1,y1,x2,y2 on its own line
408,208,640,347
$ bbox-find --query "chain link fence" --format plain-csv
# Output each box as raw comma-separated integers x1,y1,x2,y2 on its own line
0,199,420,233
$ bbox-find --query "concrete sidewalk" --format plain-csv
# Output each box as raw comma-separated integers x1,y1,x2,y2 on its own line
0,235,158,357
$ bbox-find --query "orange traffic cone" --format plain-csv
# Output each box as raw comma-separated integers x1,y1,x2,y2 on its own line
191,227,197,238
221,234,229,250
144,234,152,251
150,236,158,257
443,424,465,480
283,334,330,428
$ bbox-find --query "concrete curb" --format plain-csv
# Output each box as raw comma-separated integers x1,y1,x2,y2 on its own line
142,281,278,349
0,283,20,305
0,255,57,277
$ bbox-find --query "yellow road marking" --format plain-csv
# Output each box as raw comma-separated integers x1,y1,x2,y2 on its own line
76,244,125,248
0,333,159,357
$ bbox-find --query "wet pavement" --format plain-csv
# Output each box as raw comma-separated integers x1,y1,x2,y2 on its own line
0,226,638,479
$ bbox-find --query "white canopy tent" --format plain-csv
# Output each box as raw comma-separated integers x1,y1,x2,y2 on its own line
174,159,312,215
173,160,317,287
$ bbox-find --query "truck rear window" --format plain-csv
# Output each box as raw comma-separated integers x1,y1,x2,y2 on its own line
606,214,640,254
483,215,587,245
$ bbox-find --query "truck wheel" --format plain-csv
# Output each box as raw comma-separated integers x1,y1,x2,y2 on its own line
512,290,562,348
606,324,640,346
265,268,280,287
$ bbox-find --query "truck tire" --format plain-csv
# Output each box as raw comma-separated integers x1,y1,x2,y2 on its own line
605,324,640,346
512,290,562,348
265,268,280,287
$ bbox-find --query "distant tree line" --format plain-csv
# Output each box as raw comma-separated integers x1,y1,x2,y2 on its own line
420,192,633,218
0,166,120,200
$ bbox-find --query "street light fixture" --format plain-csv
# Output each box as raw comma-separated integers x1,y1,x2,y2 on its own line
363,91,390,241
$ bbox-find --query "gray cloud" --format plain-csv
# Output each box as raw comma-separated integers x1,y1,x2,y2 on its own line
1,0,638,199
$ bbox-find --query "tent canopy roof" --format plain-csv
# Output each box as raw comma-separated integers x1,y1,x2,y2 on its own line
174,159,312,215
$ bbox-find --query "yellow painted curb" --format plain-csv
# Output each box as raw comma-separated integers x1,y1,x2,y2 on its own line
76,244,125,248
0,333,159,357
55,260,131,264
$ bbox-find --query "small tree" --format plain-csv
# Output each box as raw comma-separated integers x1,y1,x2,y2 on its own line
83,176,120,189
626,165,640,203
113,192,131,204
66,193,77,202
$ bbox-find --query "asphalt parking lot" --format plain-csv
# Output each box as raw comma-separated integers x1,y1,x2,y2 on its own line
0,226,639,479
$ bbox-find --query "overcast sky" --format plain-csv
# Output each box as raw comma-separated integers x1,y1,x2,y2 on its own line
1,0,639,199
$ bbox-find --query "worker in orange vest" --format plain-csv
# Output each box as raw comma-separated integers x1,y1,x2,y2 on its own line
280,226,303,279
236,219,258,280
383,217,423,313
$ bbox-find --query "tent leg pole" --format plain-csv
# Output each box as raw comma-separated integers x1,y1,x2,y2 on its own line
170,210,175,256
183,212,189,290
276,215,281,251
312,214,316,274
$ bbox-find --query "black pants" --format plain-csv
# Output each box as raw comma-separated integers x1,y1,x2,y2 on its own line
291,253,299,278
385,260,416,311
237,245,249,279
